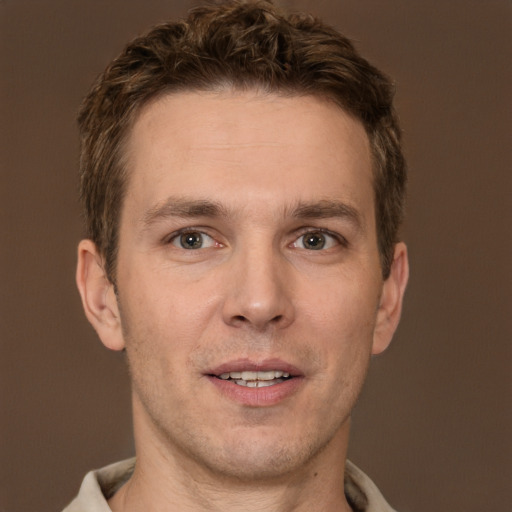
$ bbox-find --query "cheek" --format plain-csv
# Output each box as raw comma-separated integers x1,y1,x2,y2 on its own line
301,279,379,378
119,291,199,417
122,263,221,339
304,278,379,338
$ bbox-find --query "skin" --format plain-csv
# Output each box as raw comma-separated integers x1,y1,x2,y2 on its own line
77,90,408,511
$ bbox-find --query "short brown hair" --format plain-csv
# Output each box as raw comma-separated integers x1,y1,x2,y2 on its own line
78,0,406,280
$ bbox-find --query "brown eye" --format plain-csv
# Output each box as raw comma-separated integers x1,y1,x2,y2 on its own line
180,232,203,249
170,231,215,250
302,232,326,250
292,231,340,251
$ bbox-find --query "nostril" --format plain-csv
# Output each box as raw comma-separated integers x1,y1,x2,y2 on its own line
223,294,295,329
230,314,283,327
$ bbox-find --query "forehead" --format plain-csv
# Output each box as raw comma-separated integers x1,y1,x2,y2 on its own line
123,90,374,224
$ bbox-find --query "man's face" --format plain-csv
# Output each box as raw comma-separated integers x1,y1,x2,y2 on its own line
110,91,397,480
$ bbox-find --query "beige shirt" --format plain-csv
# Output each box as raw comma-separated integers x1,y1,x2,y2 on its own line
63,458,396,512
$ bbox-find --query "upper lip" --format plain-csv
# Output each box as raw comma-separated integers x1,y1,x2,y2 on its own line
207,358,303,377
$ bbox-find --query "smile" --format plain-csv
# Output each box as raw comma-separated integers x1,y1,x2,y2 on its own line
206,359,303,406
216,370,291,388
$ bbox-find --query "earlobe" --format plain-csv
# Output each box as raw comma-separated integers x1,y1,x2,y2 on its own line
76,239,125,351
372,242,409,355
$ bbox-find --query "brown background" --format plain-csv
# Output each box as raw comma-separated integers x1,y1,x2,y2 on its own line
1,1,510,511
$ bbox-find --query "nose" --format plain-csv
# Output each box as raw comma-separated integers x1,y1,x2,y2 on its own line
221,244,295,331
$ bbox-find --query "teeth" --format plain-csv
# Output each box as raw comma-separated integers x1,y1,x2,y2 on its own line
255,380,279,388
216,369,292,388
218,370,290,381
234,379,285,388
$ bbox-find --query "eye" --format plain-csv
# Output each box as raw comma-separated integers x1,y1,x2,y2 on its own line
292,231,340,251
170,231,216,250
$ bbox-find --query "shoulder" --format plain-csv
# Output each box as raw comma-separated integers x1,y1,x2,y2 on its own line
62,458,135,512
345,460,398,512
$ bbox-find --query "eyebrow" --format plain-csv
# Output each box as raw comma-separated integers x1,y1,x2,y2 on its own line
140,197,228,229
290,200,363,231
140,196,363,232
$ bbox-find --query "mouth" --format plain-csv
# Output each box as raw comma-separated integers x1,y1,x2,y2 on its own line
213,370,292,388
206,359,303,406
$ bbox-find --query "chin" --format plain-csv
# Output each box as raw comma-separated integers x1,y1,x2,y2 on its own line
204,446,310,482
188,422,343,483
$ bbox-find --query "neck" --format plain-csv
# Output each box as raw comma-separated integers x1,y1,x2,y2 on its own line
109,400,353,512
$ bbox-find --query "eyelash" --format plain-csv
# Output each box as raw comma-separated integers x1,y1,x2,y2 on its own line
165,227,348,252
292,228,348,250
165,228,218,249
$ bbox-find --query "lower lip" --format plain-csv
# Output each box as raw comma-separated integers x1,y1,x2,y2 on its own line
206,376,304,407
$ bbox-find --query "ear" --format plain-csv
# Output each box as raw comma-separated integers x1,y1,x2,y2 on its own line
76,239,125,351
372,242,409,355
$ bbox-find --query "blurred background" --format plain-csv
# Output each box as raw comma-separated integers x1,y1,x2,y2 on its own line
1,1,510,510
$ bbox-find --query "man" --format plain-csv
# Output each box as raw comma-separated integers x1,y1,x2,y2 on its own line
65,1,409,510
